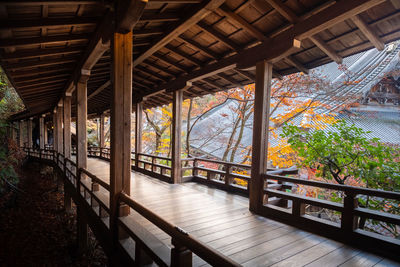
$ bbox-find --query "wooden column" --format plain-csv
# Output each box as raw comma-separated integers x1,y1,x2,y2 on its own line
53,111,57,151
39,116,45,150
64,95,72,159
171,90,183,183
19,120,24,147
99,113,105,148
56,104,63,153
110,31,132,241
27,118,33,148
249,60,273,213
44,122,48,146
11,122,17,141
135,102,143,167
76,70,90,253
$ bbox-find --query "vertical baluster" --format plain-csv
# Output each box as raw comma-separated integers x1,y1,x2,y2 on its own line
342,191,358,233
171,238,192,267
225,164,231,187
193,159,198,177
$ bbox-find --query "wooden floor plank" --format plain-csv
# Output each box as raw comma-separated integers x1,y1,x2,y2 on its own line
80,158,397,266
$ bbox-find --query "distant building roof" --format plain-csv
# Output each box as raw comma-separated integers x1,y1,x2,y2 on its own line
190,42,400,162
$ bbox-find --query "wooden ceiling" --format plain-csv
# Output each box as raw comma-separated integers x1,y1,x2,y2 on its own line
2,0,400,120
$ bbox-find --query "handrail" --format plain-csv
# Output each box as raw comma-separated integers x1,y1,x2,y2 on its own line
119,192,241,267
265,173,400,200
79,167,110,191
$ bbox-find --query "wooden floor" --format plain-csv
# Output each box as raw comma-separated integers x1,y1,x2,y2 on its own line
83,157,399,267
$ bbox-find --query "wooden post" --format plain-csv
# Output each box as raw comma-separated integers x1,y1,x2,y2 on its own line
342,192,358,232
19,120,24,147
64,95,72,159
12,122,17,141
76,70,90,254
99,113,105,149
110,31,132,246
171,90,183,183
53,111,57,152
57,104,63,153
249,60,273,213
27,118,33,148
39,116,45,150
135,102,143,167
44,122,48,147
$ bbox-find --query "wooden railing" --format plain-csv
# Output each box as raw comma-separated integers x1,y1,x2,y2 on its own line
136,153,172,182
262,172,400,248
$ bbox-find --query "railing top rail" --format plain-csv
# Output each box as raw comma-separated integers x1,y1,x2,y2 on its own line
265,173,400,200
194,157,251,168
137,152,171,161
119,192,241,267
79,167,110,191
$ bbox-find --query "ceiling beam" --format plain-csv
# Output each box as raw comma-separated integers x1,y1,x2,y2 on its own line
264,0,299,23
5,56,79,71
0,1,106,6
0,34,89,48
133,0,226,67
116,0,148,33
1,46,83,61
351,14,385,51
197,21,241,51
285,55,309,74
88,80,111,100
308,35,342,64
0,17,98,30
140,12,180,23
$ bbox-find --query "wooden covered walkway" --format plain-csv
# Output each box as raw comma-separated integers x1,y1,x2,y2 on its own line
80,157,397,267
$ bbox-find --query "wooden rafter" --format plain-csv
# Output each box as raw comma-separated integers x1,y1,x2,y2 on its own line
0,34,88,48
0,17,98,30
308,35,342,64
88,80,111,100
352,14,385,51
133,0,226,67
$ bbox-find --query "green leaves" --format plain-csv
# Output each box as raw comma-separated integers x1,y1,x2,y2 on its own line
281,120,400,187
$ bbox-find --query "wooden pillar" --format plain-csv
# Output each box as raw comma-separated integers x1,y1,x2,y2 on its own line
27,118,33,148
11,122,17,141
53,111,57,151
64,96,72,158
249,61,273,213
76,70,90,253
110,31,132,242
44,122,48,146
39,116,45,150
99,113,105,148
135,102,143,167
171,90,183,183
19,120,24,147
57,104,63,153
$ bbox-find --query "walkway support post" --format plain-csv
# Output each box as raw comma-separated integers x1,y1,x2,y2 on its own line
44,122,48,147
39,115,45,150
99,113,105,157
63,94,72,212
135,102,143,168
64,95,72,159
110,31,132,246
53,110,57,152
57,103,63,154
171,89,183,183
27,118,33,148
19,120,24,147
76,70,90,254
249,60,273,213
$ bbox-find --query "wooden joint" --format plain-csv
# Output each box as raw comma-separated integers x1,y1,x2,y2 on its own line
171,239,193,267
119,203,130,217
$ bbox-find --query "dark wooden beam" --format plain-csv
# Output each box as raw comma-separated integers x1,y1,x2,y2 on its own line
88,80,111,100
116,0,147,33
144,59,180,77
285,55,309,74
11,65,75,78
0,1,106,6
0,34,89,48
178,35,220,60
165,44,204,66
0,17,98,30
352,14,385,51
264,0,299,23
5,56,79,71
140,12,180,23
197,21,242,52
136,65,170,83
134,0,226,67
1,46,83,61
133,28,164,37
14,73,70,84
309,35,342,64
